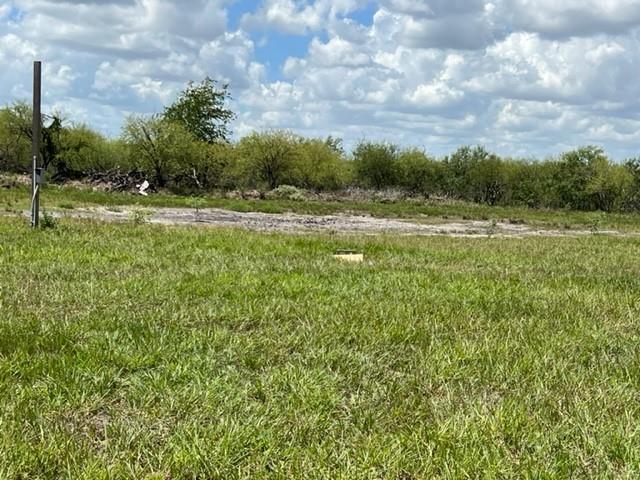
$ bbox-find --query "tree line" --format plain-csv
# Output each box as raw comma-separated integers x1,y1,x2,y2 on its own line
1,78,640,212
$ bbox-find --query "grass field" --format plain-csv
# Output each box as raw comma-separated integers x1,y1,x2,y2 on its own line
3,181,640,232
2,215,640,478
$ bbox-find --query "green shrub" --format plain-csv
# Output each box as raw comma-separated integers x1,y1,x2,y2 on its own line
467,154,509,206
122,116,197,188
508,161,549,208
172,141,234,193
585,157,632,212
442,145,486,199
265,185,306,201
353,141,399,189
552,146,629,212
295,138,350,191
0,102,31,173
396,148,444,196
236,131,299,189
623,158,640,211
53,125,125,179
555,146,599,210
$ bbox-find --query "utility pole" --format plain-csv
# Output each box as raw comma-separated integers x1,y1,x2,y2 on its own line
31,60,41,228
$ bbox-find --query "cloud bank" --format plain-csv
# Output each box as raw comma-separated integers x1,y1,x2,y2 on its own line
1,0,640,159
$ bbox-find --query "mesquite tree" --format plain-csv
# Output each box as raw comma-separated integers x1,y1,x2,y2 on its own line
163,77,235,144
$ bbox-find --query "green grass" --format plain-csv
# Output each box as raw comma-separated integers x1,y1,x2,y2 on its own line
3,182,640,231
2,216,640,478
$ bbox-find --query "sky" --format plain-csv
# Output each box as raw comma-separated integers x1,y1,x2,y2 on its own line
1,0,640,159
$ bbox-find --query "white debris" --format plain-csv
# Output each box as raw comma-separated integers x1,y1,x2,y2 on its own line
137,180,150,196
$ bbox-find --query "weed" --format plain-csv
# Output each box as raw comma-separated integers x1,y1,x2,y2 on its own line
40,210,57,229
128,209,151,225
486,219,498,236
188,196,207,222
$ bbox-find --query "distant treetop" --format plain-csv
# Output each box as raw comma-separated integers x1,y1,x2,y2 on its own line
163,77,235,143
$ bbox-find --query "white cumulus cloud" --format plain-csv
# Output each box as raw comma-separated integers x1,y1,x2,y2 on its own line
1,0,640,158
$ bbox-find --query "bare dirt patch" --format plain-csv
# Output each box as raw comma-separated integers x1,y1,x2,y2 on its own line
36,205,632,238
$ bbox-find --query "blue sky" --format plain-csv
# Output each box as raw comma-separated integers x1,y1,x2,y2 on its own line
1,0,640,159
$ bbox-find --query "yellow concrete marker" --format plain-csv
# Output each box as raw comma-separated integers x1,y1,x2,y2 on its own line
333,250,364,263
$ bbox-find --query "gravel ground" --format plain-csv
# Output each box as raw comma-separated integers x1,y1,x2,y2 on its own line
22,206,628,238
